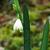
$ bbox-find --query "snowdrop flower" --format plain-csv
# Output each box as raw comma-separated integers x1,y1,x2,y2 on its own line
13,19,23,32
0,47,5,50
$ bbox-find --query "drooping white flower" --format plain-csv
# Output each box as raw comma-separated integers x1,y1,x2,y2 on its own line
13,19,23,32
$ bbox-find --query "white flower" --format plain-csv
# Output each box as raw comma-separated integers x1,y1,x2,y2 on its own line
13,19,23,32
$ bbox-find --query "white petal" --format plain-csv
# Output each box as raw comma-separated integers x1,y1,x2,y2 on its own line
13,19,23,32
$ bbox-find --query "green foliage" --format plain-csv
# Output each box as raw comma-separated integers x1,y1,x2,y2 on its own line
32,47,50,50
0,25,23,50
29,11,40,21
10,37,23,47
30,24,37,32
0,26,12,41
36,5,47,10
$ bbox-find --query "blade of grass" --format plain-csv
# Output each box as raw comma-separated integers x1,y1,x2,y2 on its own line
40,19,49,50
22,1,31,50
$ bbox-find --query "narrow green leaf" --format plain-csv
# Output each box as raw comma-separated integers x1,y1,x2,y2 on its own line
40,19,49,50
22,2,31,50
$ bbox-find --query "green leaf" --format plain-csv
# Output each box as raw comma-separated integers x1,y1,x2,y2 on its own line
29,11,40,21
40,19,49,50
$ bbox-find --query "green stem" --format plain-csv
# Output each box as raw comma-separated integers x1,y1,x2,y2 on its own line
13,0,22,20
